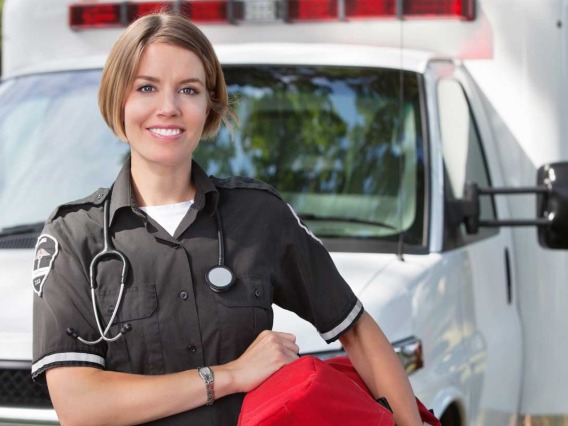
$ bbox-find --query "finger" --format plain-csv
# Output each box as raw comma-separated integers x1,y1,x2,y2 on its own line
280,339,299,355
270,331,297,342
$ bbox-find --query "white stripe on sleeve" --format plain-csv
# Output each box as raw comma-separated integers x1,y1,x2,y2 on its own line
287,204,323,245
32,352,105,375
319,299,363,342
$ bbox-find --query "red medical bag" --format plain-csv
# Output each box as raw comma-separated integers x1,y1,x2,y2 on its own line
238,356,441,426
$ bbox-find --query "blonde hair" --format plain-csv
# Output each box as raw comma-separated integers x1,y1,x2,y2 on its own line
98,13,232,141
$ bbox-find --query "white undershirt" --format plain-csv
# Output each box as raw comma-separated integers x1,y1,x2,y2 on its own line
139,200,194,237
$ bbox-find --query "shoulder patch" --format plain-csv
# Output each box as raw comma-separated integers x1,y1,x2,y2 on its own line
210,176,282,200
47,188,110,223
32,234,59,297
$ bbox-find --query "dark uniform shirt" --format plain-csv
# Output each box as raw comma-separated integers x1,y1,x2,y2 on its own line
32,159,363,425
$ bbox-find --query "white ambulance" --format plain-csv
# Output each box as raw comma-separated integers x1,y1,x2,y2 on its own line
1,0,568,425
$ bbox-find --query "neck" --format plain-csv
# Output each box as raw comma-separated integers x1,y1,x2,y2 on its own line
130,156,195,207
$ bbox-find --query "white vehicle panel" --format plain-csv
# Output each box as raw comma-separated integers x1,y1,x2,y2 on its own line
0,250,35,361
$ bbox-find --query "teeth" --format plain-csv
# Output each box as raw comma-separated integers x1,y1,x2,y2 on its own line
150,128,182,136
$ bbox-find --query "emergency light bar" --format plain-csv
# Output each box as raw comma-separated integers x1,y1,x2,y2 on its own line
70,0,474,29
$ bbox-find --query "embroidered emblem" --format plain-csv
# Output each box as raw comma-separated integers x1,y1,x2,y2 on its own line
32,234,59,296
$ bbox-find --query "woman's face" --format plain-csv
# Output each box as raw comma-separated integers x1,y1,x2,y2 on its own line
123,42,209,170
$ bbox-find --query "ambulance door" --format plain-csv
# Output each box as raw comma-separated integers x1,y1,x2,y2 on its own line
434,67,523,425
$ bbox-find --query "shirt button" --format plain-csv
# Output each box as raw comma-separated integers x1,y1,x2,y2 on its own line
108,305,115,314
188,345,197,353
179,291,188,300
254,288,263,298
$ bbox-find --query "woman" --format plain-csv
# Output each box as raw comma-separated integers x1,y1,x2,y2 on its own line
32,12,422,426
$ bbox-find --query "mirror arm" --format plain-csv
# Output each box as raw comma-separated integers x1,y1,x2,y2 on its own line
461,182,552,234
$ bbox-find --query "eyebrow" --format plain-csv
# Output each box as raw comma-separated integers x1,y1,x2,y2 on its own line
134,75,205,86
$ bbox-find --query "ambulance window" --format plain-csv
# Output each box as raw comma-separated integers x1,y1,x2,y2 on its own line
194,66,427,253
437,78,497,248
0,71,129,232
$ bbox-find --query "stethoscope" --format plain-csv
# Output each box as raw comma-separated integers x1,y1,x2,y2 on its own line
67,199,235,345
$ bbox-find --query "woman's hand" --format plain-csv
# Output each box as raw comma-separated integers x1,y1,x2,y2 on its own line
224,330,299,393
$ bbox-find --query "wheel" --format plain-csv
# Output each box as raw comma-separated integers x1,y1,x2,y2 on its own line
440,403,461,426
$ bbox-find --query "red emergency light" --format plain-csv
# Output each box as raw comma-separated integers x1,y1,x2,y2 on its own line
69,3,123,29
288,0,338,21
127,2,174,21
187,1,228,22
69,0,475,29
345,0,395,18
404,0,475,20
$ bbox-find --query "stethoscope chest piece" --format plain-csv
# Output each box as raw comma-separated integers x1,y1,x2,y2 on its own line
206,209,236,293
206,265,236,293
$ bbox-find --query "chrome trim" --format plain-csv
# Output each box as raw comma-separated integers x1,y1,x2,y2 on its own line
0,360,31,370
393,336,423,374
0,407,58,425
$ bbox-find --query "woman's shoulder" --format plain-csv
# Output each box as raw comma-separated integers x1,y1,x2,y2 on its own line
45,188,109,225
209,175,283,201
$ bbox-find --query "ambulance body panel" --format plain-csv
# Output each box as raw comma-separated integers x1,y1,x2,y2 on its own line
0,0,566,425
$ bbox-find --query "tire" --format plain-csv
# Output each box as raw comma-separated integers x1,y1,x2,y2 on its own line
440,403,461,426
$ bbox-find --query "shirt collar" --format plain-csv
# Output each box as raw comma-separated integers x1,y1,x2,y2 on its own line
109,157,219,226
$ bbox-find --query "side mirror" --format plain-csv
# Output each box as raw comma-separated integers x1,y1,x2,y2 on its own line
449,162,568,249
537,162,568,249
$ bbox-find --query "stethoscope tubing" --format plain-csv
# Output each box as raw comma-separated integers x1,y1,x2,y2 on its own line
73,199,131,345
69,197,235,345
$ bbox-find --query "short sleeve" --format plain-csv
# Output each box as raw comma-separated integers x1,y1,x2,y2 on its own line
32,217,106,383
273,203,363,343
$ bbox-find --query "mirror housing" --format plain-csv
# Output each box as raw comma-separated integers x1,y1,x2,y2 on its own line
537,162,568,249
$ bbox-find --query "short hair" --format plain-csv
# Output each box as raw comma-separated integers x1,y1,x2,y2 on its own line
98,13,231,141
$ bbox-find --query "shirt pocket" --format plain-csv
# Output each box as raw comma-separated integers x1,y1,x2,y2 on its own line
213,275,274,360
99,284,165,375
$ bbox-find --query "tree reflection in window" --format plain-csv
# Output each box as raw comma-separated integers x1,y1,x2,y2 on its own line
195,66,425,245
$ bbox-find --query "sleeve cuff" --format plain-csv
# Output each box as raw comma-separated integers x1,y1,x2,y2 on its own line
319,299,364,343
32,352,105,381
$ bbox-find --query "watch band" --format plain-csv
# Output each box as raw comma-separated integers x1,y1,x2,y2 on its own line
198,366,215,405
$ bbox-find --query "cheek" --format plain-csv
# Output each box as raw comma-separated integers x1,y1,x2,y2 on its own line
123,99,147,131
187,100,210,127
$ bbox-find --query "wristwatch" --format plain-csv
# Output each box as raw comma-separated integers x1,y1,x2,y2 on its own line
197,366,215,405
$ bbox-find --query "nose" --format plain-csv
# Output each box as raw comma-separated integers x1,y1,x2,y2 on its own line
157,90,180,117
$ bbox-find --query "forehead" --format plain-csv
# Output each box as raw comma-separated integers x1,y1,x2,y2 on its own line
136,42,206,78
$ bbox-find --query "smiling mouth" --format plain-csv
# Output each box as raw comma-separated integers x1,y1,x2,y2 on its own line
148,128,183,137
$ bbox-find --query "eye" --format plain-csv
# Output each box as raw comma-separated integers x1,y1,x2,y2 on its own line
137,85,155,93
180,87,198,95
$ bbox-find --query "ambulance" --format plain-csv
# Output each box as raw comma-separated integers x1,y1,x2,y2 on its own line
1,0,568,424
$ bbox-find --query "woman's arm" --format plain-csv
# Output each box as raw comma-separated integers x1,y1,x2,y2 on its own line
339,311,422,426
47,330,298,426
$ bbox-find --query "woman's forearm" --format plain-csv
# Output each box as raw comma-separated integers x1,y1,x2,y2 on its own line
339,311,422,426
47,365,238,426
46,330,298,426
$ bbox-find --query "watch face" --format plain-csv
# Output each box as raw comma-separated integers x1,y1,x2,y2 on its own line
199,367,213,383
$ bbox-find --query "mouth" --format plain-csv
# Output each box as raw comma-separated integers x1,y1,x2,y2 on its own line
148,127,184,137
